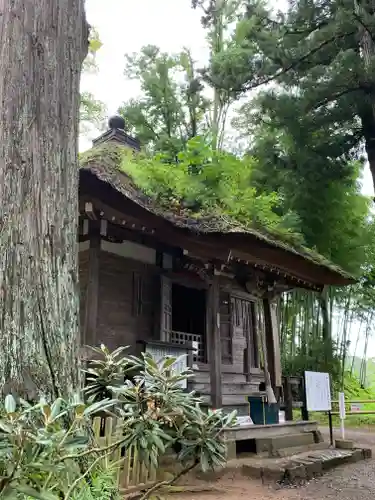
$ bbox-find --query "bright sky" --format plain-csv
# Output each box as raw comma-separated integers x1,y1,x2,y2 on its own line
82,0,208,147
83,0,375,360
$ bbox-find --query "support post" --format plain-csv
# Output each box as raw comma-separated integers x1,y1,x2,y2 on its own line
83,221,100,349
263,298,282,400
284,377,293,421
301,376,309,421
208,274,222,409
328,411,334,446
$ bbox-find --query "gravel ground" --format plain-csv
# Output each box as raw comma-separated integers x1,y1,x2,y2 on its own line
167,427,375,500
321,426,375,447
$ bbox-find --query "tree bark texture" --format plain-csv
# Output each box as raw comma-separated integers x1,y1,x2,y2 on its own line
0,1,88,400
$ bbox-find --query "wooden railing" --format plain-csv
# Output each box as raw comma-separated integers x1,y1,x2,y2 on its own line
92,416,158,494
170,330,205,362
330,399,375,415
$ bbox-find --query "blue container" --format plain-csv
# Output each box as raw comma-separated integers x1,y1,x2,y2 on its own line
248,396,279,425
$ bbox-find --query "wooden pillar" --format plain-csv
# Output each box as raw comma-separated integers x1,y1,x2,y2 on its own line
160,275,172,341
83,221,100,348
208,274,222,409
244,301,255,382
263,298,282,398
284,377,294,421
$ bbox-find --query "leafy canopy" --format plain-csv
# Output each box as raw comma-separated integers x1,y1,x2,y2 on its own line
207,0,375,189
235,102,373,275
118,46,211,158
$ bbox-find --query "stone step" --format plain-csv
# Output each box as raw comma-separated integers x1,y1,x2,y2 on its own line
240,447,372,484
276,441,327,457
255,431,315,455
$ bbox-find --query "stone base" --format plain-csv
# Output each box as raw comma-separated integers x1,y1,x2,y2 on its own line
255,432,315,456
224,421,321,459
276,442,327,457
182,447,373,486
236,447,372,485
335,439,354,450
224,420,318,442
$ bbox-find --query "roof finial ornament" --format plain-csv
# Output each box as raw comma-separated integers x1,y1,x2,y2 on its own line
108,115,125,131
92,115,139,150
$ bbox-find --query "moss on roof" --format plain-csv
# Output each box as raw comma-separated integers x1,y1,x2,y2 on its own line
79,144,355,282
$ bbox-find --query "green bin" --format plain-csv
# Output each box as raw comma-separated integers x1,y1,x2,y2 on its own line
248,396,279,425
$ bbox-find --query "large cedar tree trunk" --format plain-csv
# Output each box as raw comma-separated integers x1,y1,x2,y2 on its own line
0,1,89,400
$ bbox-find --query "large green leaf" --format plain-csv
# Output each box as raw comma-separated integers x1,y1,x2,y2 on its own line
0,419,12,433
83,399,117,416
13,484,59,500
62,435,90,450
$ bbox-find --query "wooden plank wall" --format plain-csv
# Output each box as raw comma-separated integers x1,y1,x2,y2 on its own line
83,231,100,346
96,251,157,353
79,248,158,353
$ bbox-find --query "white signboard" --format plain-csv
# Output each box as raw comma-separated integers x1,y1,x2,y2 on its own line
304,371,332,412
351,403,362,412
145,344,188,389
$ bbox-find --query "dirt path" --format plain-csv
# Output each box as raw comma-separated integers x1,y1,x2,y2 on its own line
321,426,375,447
167,427,375,500
170,457,375,500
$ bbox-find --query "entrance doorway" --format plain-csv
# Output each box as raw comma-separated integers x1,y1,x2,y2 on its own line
170,283,206,362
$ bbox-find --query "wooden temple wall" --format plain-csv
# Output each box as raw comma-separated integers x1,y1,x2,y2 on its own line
79,240,158,354
78,236,277,414
96,250,157,354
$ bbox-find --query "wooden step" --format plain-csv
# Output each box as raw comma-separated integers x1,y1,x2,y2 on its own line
200,394,251,406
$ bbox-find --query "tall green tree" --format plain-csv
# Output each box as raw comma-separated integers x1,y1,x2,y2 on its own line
236,99,372,361
192,0,244,148
120,1,244,154
205,0,375,370
118,45,211,158
236,100,371,274
208,0,375,190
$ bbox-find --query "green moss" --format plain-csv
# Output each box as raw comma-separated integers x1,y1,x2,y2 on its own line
79,143,125,169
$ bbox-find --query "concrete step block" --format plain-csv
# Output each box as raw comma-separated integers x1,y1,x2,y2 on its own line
276,441,327,458
255,431,315,455
335,439,354,450
232,446,370,486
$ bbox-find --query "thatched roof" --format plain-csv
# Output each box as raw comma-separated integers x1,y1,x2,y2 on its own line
79,144,355,284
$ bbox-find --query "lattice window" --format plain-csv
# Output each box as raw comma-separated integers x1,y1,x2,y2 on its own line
170,331,205,363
